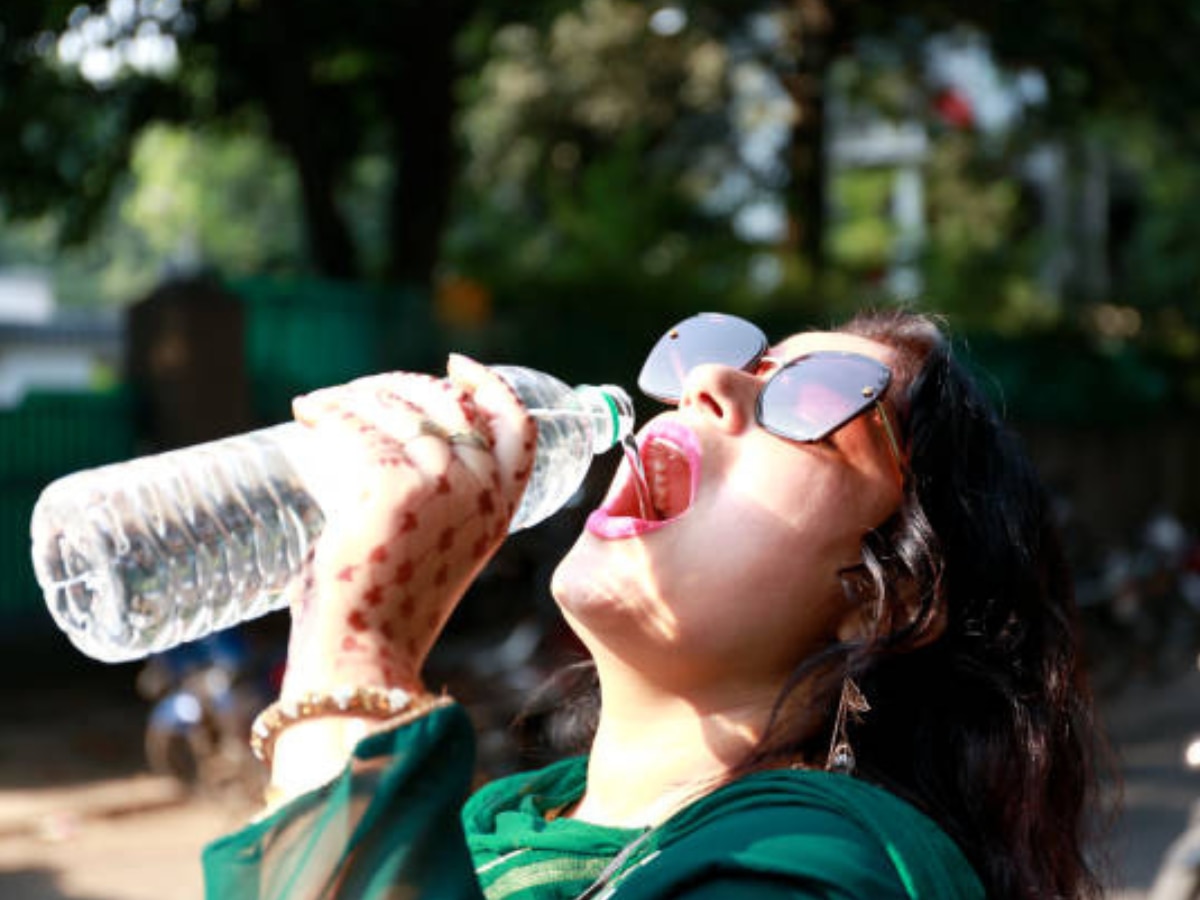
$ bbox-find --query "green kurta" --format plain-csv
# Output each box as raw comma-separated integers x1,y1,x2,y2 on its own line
203,704,983,899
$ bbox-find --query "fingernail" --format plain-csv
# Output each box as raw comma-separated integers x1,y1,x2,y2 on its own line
292,394,314,423
447,353,487,385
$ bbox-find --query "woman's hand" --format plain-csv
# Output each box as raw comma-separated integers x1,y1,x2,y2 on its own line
279,354,537,699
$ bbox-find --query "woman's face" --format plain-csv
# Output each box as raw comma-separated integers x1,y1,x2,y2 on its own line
551,329,905,701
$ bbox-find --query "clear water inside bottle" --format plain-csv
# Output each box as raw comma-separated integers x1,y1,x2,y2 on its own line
32,369,634,662
32,426,325,662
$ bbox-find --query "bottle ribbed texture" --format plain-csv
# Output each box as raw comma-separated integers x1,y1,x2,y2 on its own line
30,366,632,662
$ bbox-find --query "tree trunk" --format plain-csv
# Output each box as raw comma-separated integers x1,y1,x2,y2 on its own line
382,2,472,288
288,141,359,281
219,3,360,280
782,0,850,283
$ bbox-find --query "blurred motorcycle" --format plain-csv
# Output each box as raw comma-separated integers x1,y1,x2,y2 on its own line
136,629,280,804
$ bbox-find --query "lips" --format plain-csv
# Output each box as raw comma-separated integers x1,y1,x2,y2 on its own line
586,420,700,539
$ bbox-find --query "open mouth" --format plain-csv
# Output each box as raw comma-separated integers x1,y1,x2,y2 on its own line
643,435,693,519
587,421,699,539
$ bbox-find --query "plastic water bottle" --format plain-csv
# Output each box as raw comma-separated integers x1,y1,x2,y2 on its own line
30,366,634,663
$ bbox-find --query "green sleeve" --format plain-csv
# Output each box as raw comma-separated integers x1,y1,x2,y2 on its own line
669,875,865,899
201,704,485,900
620,804,937,899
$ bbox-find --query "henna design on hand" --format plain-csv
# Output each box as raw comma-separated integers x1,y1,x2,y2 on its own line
283,360,536,696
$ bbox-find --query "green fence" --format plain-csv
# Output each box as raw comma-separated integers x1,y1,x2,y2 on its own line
230,276,444,424
0,390,135,640
960,332,1175,427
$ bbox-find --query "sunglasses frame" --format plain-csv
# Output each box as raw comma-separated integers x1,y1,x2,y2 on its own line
639,314,905,480
755,352,904,468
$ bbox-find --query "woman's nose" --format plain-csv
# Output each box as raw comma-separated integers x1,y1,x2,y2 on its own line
678,363,758,433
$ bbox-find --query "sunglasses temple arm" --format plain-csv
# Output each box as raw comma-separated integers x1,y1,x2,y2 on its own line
876,403,905,487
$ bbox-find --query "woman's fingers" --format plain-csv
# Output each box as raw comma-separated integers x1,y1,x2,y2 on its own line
445,354,538,516
280,361,536,697
294,370,498,478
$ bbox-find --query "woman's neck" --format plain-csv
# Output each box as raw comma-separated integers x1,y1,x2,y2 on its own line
569,663,777,828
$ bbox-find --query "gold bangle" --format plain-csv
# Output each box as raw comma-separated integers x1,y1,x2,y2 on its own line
250,686,451,765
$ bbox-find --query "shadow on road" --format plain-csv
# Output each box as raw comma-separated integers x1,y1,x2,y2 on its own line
0,621,201,790
0,866,109,900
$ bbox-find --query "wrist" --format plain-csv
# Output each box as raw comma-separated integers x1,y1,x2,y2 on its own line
280,629,425,699
254,688,453,813
252,685,440,765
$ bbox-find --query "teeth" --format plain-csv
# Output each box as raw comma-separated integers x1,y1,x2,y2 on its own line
643,438,688,520
650,455,670,519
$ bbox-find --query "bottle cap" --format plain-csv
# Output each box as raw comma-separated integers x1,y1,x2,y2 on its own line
580,384,635,452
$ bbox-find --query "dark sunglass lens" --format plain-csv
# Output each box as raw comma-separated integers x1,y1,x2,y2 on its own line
759,354,891,441
638,313,768,402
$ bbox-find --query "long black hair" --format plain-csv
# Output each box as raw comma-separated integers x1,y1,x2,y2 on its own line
521,310,1110,899
825,309,1109,900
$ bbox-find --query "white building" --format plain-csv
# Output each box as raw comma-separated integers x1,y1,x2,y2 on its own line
0,269,123,408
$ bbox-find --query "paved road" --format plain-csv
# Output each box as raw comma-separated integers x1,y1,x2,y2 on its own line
2,665,1199,899
0,678,231,900
1101,667,1200,899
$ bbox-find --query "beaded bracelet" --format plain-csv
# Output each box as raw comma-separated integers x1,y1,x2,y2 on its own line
250,686,451,766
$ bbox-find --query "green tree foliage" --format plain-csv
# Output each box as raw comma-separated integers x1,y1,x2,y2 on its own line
0,119,306,308
154,0,480,284
451,3,751,296
2,0,1199,357
122,124,303,274
0,0,498,287
0,1,177,248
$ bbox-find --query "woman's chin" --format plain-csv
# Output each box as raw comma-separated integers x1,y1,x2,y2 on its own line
550,533,645,628
550,534,601,609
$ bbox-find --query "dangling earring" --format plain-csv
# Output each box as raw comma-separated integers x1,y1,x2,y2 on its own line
826,678,870,774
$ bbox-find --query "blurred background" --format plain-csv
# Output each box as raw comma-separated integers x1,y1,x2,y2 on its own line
1,1,1200,897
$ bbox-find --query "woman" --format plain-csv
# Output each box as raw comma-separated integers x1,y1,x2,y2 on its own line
204,310,1107,899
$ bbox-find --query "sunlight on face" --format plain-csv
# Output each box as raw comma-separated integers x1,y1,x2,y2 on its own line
552,537,685,645
551,329,905,698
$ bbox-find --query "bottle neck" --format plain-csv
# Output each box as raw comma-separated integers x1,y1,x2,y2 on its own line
576,384,634,454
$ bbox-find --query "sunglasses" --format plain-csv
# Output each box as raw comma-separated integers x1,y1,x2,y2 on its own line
637,313,904,475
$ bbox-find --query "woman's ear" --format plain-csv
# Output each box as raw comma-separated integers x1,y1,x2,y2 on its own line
836,566,947,650
835,565,877,644
835,602,872,644
891,575,948,651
